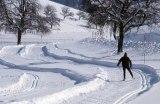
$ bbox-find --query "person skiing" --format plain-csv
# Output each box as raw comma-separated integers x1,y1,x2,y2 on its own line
117,52,133,81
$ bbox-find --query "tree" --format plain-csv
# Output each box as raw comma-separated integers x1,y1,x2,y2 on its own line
86,0,160,53
1,0,50,45
61,7,74,19
77,11,86,20
0,0,8,31
0,2,3,30
44,5,60,29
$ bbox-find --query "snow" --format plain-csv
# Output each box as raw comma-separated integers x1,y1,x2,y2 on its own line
0,0,159,104
0,45,24,57
0,73,29,94
20,44,45,59
0,43,157,104
128,82,160,104
10,69,108,104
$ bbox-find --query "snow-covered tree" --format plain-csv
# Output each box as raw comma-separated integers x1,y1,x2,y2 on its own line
1,0,50,45
86,0,160,53
61,7,74,19
44,5,60,29
77,11,86,20
0,0,8,31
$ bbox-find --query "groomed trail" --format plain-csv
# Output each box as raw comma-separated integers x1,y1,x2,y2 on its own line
0,44,158,104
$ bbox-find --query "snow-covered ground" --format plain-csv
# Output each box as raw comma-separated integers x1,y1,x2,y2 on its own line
0,0,160,104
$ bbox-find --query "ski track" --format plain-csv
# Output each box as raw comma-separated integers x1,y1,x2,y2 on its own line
0,45,159,104
113,70,149,104
23,73,39,92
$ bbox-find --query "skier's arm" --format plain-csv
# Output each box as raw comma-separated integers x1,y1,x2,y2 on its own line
117,58,122,66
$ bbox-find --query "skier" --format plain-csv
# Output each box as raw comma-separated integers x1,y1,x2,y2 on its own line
117,52,133,81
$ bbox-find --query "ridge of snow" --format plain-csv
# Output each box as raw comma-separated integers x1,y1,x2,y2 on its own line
20,44,45,59
0,45,24,57
0,73,38,96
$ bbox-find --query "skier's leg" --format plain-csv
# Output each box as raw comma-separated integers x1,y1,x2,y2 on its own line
127,68,133,78
123,67,126,81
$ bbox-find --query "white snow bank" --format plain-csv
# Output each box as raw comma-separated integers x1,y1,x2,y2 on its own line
0,45,24,56
9,69,108,104
0,73,34,95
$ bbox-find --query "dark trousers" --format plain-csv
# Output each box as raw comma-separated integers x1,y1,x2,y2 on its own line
123,67,133,80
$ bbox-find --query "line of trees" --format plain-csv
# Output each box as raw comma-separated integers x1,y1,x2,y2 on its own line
0,0,60,45
85,0,160,53
77,11,87,20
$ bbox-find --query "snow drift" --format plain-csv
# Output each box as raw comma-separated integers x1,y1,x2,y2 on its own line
0,73,37,96
0,45,24,57
20,44,45,59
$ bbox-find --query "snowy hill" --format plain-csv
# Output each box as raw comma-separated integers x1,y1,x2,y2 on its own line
50,0,85,9
0,0,91,45
0,0,160,104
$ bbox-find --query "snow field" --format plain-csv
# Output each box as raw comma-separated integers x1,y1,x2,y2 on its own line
0,44,153,104
0,44,140,104
0,41,158,104
0,0,159,103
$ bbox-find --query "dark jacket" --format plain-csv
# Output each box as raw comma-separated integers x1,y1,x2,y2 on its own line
117,56,132,68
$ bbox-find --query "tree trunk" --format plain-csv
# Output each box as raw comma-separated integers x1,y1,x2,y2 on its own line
113,23,117,40
117,22,124,53
17,29,22,45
